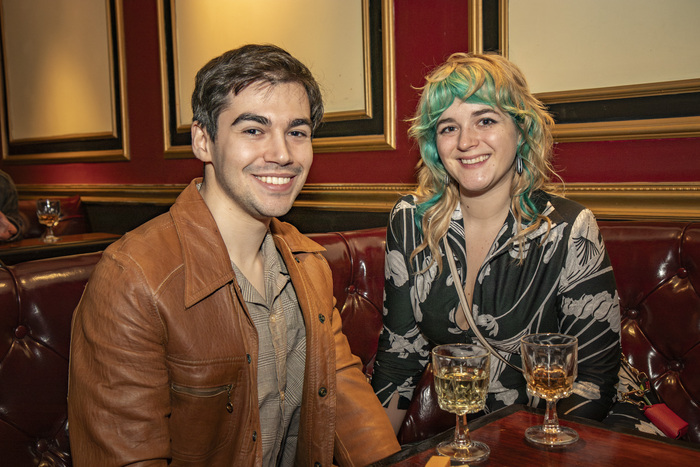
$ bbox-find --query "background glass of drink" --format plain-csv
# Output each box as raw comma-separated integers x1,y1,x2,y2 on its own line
432,343,490,464
36,199,61,243
520,333,578,446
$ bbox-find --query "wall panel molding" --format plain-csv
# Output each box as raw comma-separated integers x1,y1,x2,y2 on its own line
17,182,700,221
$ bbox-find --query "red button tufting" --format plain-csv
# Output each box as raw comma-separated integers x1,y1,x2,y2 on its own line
347,285,356,293
35,439,48,453
14,325,28,339
669,360,684,372
677,268,688,279
626,309,639,319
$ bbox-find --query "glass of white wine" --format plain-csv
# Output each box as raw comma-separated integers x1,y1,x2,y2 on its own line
520,333,578,446
36,199,61,244
432,343,490,464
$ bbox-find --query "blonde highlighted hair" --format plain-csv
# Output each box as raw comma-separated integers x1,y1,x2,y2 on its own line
408,53,557,272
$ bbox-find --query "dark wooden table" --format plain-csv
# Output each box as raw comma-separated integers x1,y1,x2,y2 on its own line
371,405,700,466
0,232,121,265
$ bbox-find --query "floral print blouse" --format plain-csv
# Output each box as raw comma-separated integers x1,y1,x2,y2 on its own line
371,191,621,421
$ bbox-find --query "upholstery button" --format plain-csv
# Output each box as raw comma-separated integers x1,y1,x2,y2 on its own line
35,439,48,453
677,268,688,279
14,325,28,339
318,314,325,324
626,309,639,319
669,360,684,372
347,285,356,293
318,387,327,397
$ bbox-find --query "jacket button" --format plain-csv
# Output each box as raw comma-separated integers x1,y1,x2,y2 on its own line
252,431,257,441
318,314,325,323
318,387,327,397
247,354,251,364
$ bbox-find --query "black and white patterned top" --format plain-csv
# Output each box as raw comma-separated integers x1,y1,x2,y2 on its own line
371,191,621,421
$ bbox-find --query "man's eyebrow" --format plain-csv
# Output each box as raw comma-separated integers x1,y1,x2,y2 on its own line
232,113,269,126
290,118,313,128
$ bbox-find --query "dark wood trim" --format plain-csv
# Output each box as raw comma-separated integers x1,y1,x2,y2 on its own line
17,182,700,221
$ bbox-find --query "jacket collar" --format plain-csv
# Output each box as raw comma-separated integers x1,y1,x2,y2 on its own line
170,179,324,308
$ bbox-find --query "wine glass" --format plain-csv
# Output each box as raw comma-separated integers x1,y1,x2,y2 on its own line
520,333,579,446
432,343,490,464
36,199,61,243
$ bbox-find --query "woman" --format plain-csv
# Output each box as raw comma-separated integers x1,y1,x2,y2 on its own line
371,53,621,432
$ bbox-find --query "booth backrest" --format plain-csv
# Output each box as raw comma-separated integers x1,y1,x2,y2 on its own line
0,221,699,466
0,252,102,465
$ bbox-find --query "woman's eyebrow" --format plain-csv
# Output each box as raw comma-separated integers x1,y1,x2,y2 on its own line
471,107,500,118
436,116,456,127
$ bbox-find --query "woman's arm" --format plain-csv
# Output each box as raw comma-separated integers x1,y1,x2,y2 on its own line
372,201,431,415
556,209,621,420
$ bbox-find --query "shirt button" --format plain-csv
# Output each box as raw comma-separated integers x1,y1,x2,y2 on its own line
318,387,327,397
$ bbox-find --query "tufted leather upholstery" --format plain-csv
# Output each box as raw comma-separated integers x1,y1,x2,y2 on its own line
0,222,698,466
307,228,387,376
1,252,102,466
601,222,700,444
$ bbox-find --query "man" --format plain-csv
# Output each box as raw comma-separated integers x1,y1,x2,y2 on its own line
68,44,400,466
0,170,24,242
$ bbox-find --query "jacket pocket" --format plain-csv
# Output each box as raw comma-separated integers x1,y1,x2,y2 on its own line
169,373,245,460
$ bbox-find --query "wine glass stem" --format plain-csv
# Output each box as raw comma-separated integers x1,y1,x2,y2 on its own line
453,413,472,449
543,399,560,433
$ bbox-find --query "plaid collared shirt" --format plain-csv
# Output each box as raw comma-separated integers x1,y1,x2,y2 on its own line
232,231,306,466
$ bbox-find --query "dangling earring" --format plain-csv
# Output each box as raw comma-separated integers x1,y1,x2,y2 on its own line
516,155,524,175
444,173,451,186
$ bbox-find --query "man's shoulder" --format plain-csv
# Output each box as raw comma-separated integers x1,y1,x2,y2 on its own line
100,211,184,279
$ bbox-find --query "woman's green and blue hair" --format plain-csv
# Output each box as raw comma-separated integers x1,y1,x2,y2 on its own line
408,53,556,271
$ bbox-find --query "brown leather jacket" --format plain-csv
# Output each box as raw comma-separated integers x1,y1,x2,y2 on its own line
68,180,399,466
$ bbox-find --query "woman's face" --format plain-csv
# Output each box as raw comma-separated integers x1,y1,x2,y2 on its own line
436,99,519,200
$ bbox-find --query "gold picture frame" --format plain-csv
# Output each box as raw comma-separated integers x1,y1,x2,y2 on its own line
468,0,700,142
0,0,129,164
158,0,396,158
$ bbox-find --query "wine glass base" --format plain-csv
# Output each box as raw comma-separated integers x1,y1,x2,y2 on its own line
525,425,579,446
42,235,60,244
436,439,490,464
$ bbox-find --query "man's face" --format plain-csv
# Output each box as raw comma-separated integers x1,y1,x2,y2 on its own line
193,82,313,222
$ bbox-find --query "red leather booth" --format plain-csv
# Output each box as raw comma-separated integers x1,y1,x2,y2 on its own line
1,221,699,466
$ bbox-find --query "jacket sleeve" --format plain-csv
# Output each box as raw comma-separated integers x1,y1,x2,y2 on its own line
68,251,171,466
556,209,621,420
332,302,401,465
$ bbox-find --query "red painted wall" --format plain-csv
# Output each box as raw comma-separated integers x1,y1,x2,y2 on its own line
2,1,699,187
